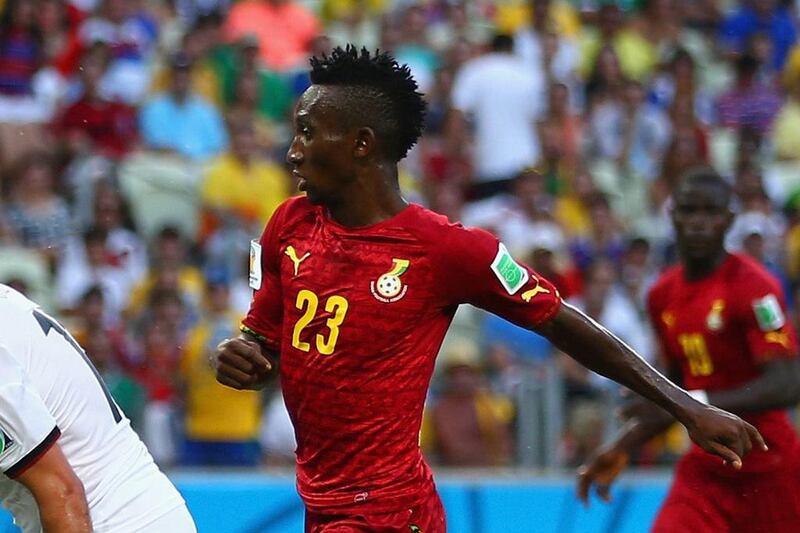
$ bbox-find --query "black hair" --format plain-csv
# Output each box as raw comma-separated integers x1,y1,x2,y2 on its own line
675,167,733,206
80,285,104,303
83,225,107,244
156,225,182,242
309,45,427,161
490,34,514,52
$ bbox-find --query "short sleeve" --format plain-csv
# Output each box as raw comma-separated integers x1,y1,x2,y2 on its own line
241,201,287,352
737,277,799,363
436,225,561,329
0,346,60,479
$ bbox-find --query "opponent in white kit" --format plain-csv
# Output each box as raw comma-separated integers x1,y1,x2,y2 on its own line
0,284,196,532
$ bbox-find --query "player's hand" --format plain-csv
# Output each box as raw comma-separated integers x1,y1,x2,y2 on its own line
212,337,273,391
681,403,767,469
576,445,629,506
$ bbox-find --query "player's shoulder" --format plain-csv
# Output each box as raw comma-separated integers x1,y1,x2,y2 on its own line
647,264,683,307
404,205,495,247
726,253,781,287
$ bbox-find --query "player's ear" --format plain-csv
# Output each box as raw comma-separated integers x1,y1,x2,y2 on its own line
353,127,376,159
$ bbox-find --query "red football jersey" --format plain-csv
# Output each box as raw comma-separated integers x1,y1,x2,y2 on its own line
648,253,800,473
243,197,561,512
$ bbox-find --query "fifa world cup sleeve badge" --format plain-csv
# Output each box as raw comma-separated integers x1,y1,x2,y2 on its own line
249,240,262,289
370,258,410,303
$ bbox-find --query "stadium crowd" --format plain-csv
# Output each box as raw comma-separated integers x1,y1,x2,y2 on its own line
0,0,798,470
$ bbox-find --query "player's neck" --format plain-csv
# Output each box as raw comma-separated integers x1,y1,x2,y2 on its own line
326,170,407,228
683,251,728,281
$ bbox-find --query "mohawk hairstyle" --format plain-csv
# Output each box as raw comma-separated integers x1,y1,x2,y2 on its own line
309,45,427,161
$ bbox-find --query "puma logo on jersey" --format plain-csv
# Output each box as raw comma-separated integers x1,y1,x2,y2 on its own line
285,245,310,276
521,281,550,302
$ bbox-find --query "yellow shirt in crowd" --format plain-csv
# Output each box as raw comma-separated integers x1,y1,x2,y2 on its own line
201,153,289,225
181,312,262,441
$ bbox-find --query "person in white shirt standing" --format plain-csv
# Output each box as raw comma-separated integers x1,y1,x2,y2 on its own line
0,284,195,532
449,33,545,201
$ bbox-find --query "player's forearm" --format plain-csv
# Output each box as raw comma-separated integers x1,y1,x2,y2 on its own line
537,304,700,424
39,493,93,533
611,415,675,455
706,359,800,415
29,475,92,532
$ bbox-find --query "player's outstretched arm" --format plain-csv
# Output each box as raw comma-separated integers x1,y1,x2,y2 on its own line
703,358,800,415
535,303,767,468
212,334,275,391
16,442,92,532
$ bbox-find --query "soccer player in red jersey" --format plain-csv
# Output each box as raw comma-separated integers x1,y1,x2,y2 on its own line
213,47,764,532
578,168,800,532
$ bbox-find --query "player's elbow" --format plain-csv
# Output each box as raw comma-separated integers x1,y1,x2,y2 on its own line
37,473,92,532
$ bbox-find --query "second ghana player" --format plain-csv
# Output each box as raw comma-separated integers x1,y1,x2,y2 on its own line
579,169,800,532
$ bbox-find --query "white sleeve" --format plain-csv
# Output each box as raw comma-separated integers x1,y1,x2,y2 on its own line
0,346,59,479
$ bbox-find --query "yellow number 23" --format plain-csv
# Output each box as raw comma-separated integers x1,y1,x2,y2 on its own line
291,289,349,355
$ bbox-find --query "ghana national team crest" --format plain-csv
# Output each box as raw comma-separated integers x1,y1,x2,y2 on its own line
370,258,410,303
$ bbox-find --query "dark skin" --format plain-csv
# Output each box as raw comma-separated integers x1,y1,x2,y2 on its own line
213,84,765,474
578,181,800,504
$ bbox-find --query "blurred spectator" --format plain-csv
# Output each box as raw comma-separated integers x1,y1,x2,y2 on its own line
649,48,715,127
514,0,579,85
719,0,797,71
180,268,262,466
55,226,132,324
69,285,132,365
3,152,72,262
217,34,293,125
151,14,225,107
568,194,625,273
62,180,147,293
425,340,514,467
139,51,227,161
200,116,290,271
393,4,440,94
126,226,204,322
583,44,625,112
74,285,144,428
773,61,800,177
53,43,138,159
449,34,544,200
586,78,671,181
539,82,582,178
579,4,656,82
77,0,158,103
134,314,183,466
619,237,658,309
223,0,320,72
323,0,383,51
717,53,782,135
0,0,42,97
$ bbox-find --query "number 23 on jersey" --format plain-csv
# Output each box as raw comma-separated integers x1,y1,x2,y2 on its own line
291,289,349,355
